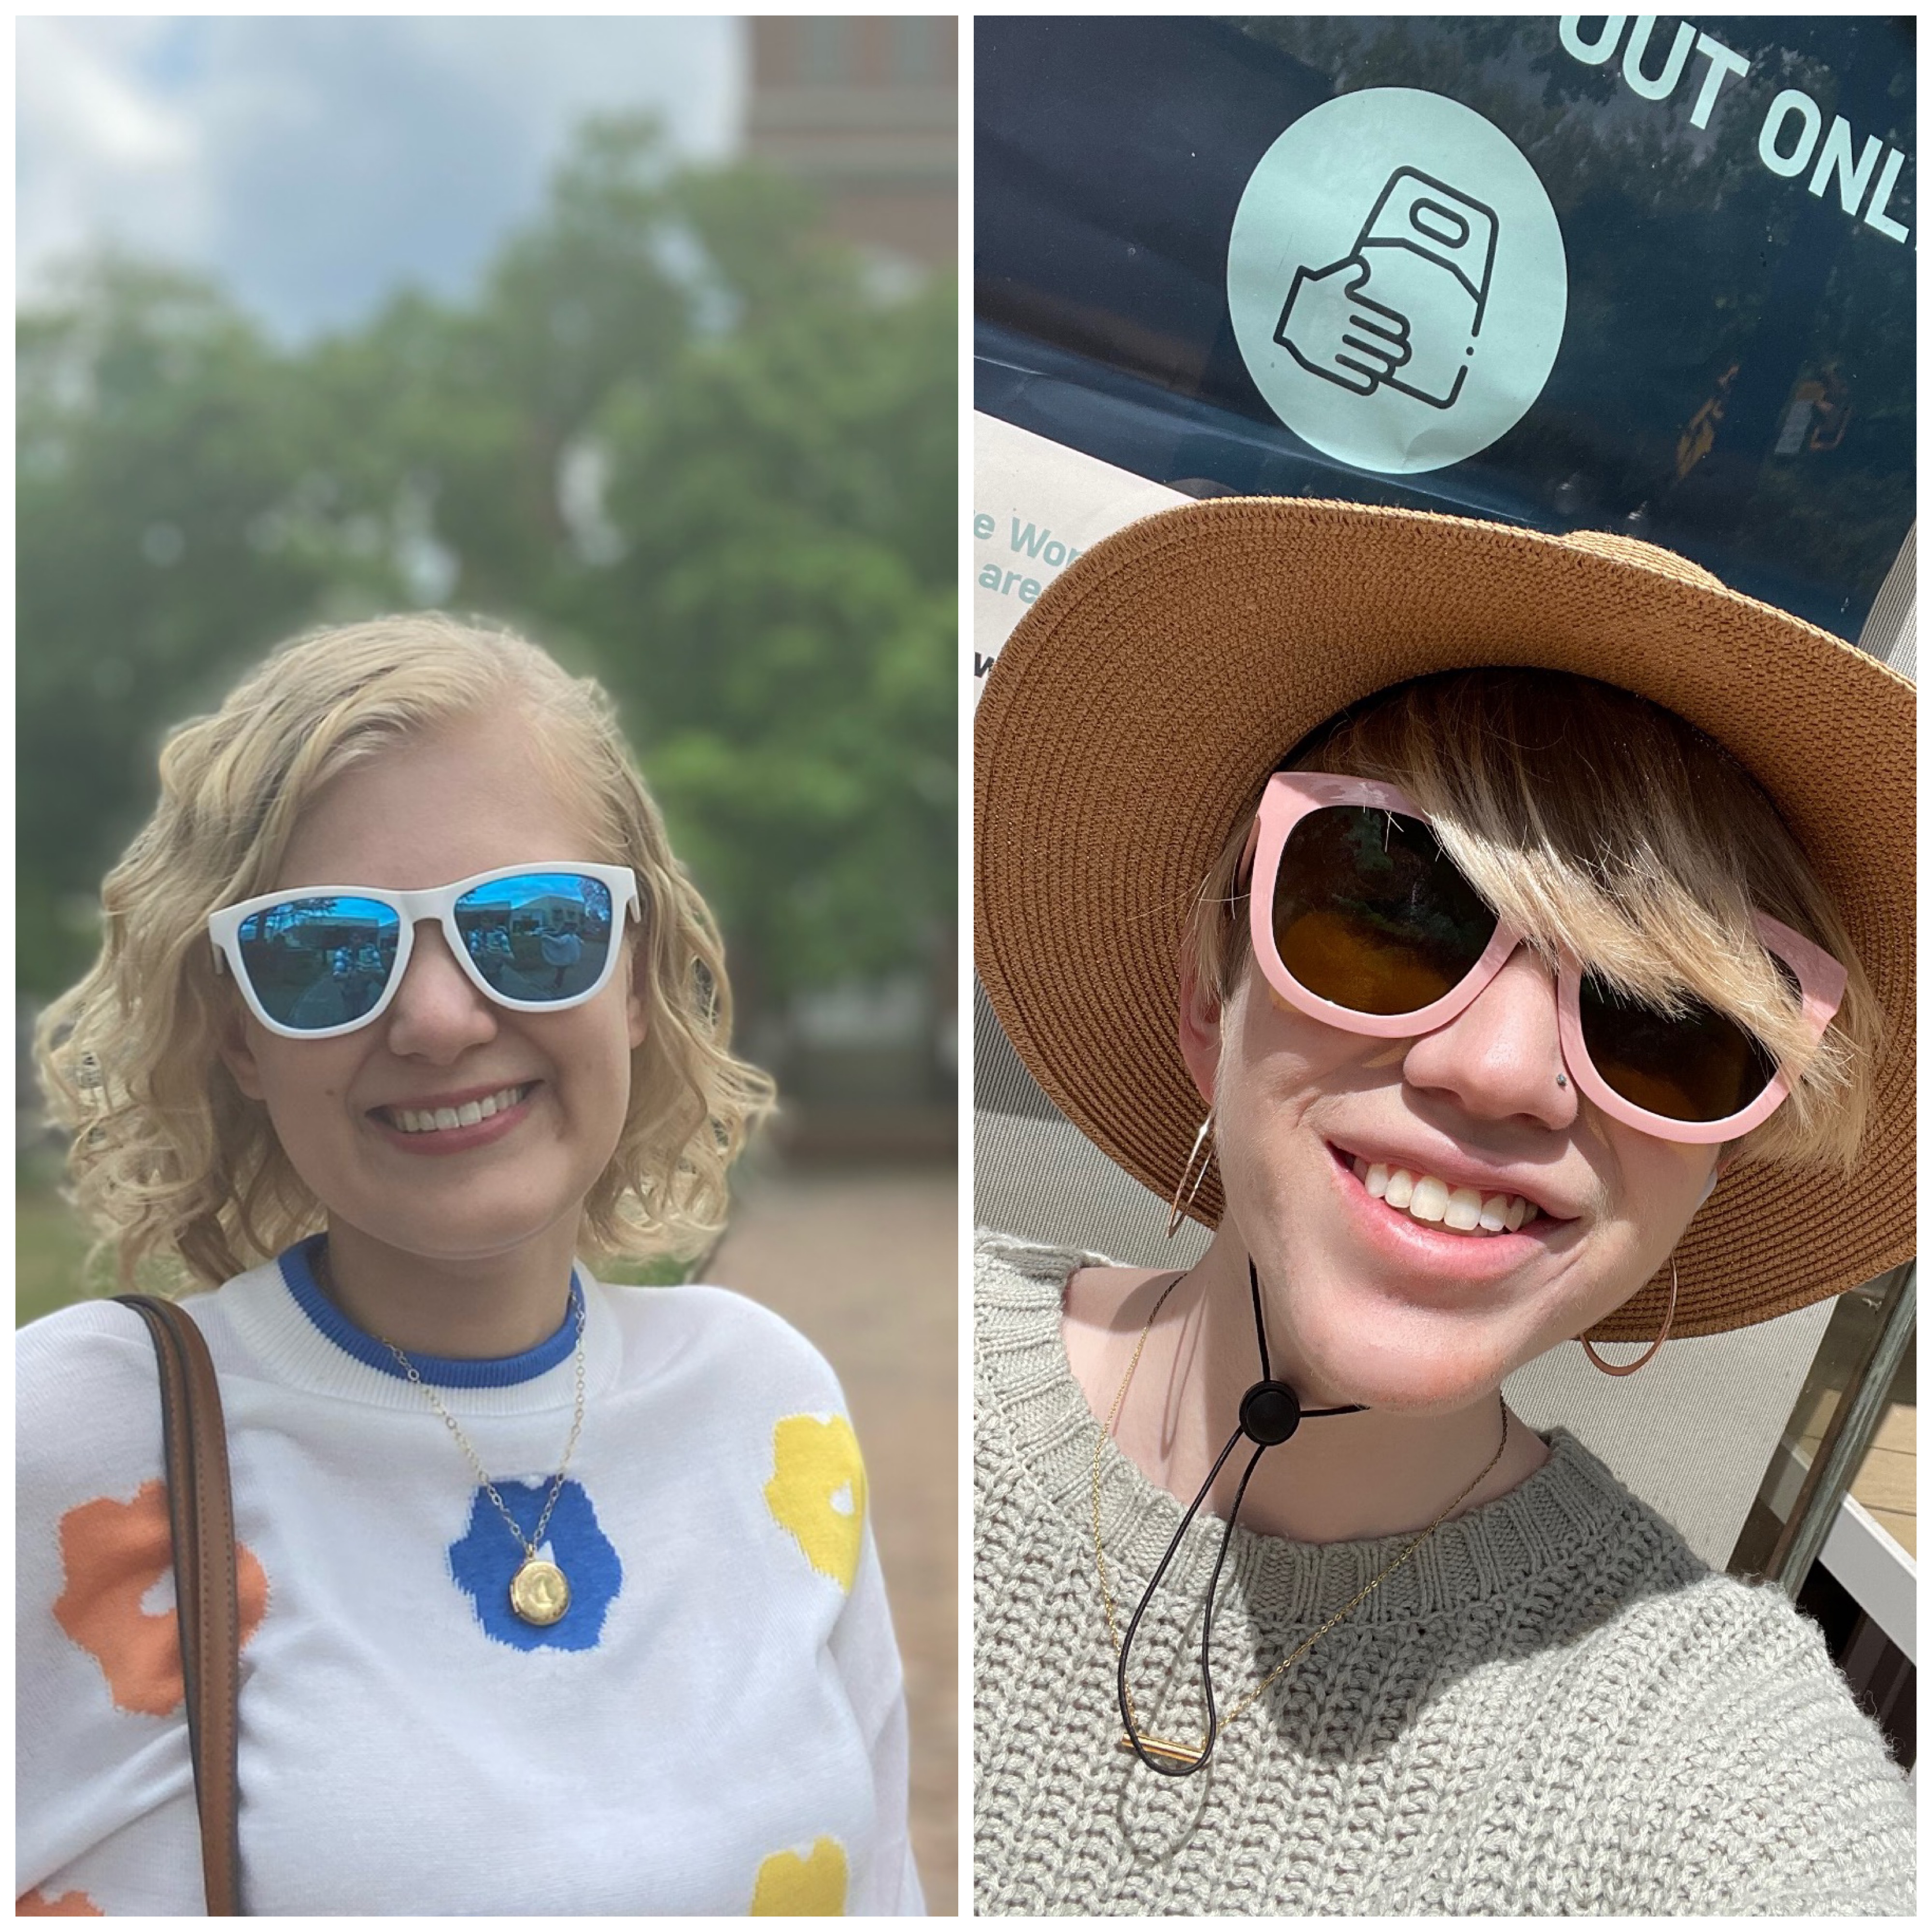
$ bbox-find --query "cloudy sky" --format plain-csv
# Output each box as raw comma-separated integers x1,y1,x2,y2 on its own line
17,16,742,340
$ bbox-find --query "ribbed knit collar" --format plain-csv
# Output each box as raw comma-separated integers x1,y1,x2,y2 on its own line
279,1234,583,1386
213,1241,622,1416
977,1231,1653,1627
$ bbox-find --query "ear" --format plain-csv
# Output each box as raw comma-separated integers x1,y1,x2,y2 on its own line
215,999,267,1102
1696,1149,1739,1208
1177,947,1222,1108
625,939,648,1052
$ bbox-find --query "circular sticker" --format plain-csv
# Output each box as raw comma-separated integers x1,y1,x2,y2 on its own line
1227,88,1567,476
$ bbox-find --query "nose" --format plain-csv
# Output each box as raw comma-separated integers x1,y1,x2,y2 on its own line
381,921,499,1062
1400,944,1577,1131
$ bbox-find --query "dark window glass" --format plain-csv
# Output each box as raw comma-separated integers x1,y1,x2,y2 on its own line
976,16,1914,642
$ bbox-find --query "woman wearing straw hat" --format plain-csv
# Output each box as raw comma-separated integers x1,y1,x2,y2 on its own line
973,498,1914,1916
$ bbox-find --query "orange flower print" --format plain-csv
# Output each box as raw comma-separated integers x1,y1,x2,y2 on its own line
53,1482,269,1718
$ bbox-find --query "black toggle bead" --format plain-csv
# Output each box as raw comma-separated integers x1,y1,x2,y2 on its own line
1238,1379,1301,1446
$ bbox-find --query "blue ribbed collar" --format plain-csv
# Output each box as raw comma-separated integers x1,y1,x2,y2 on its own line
278,1234,583,1388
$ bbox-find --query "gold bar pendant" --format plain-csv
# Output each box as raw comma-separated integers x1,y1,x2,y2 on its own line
1116,1732,1204,1769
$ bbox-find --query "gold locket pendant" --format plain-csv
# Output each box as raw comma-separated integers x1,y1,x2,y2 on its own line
510,1556,571,1626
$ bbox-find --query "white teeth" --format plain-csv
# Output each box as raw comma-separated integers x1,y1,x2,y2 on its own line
1409,1176,1449,1222
386,1084,527,1136
1351,1156,1541,1237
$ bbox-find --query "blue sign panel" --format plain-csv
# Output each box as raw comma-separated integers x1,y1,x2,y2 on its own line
977,15,1914,642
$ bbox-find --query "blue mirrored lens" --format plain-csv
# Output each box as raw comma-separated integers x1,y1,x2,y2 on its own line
237,897,402,1030
454,872,618,1004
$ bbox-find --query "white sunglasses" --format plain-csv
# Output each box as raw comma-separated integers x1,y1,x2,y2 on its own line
208,863,642,1040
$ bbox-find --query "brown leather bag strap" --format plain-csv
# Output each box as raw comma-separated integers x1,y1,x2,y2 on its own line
115,1294,244,1916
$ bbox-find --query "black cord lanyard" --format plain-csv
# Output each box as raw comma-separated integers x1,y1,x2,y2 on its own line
1116,1257,1364,1777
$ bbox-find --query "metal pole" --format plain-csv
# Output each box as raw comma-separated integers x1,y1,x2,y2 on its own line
1764,1264,1916,1598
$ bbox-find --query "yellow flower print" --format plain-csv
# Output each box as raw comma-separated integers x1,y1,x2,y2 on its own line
764,1414,867,1591
750,1835,848,1915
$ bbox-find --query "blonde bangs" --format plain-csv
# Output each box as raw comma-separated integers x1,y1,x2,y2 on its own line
36,613,775,1290
1191,670,1876,1177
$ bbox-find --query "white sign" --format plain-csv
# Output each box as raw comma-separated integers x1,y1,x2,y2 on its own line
972,413,1186,695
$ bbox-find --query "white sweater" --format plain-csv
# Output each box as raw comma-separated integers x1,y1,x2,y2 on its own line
17,1237,923,1916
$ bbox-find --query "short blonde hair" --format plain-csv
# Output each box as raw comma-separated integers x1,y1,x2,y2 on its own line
37,613,776,1287
1187,669,1876,1176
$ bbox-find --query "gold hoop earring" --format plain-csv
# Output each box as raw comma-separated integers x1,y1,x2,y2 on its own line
1165,1113,1215,1240
1581,1261,1678,1377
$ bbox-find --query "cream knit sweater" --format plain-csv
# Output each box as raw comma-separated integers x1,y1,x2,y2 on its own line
974,1233,1914,1917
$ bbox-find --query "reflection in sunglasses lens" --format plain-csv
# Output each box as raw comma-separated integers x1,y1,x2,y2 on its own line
1274,808,1497,1014
1579,977,1777,1123
236,873,619,1031
454,873,616,1006
237,897,402,1031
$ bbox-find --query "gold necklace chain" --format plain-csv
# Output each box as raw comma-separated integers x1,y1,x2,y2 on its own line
380,1297,587,1564
318,1244,589,1629
1091,1269,1509,1765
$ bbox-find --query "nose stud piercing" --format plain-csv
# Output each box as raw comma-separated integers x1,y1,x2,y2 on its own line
1556,1072,1569,1089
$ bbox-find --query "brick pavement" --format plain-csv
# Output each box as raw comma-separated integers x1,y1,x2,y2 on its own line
709,1161,958,1914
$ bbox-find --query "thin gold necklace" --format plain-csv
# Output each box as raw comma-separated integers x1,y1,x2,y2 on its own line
1091,1268,1509,1772
319,1249,588,1627
381,1303,587,1628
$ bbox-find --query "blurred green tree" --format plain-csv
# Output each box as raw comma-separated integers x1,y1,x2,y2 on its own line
16,116,956,1029
18,258,355,993
584,168,956,1003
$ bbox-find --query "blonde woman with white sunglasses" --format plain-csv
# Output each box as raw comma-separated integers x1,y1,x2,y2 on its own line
21,615,922,1916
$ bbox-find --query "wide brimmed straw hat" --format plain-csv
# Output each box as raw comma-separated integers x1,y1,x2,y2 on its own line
975,497,1914,1340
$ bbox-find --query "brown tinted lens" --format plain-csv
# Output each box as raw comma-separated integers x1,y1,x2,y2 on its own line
1272,807,1497,1015
1578,976,1779,1123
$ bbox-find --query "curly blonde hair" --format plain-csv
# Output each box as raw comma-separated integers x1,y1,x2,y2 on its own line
36,613,776,1288
1187,669,1877,1178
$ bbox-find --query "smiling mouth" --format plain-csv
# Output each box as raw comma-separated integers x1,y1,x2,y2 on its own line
377,1082,534,1136
1346,1153,1543,1238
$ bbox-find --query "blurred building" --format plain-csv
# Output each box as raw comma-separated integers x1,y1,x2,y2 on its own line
737,16,957,1153
743,17,956,272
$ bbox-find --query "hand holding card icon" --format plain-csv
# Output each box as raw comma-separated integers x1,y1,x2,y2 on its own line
1230,88,1567,474
1276,256,1413,396
1274,167,1499,412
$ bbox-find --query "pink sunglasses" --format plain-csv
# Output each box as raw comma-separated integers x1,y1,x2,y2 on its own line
1239,772,1846,1144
